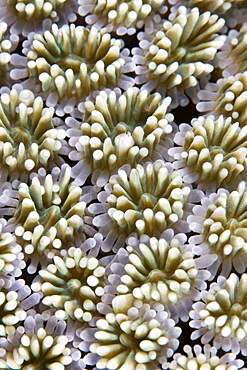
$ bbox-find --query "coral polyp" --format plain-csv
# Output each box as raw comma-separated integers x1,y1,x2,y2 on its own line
217,23,247,77
14,165,87,272
0,316,72,369
38,247,106,323
79,0,167,35
0,290,26,337
90,161,191,251
134,6,225,107
66,87,174,186
197,72,247,127
0,88,65,181
171,115,247,190
117,234,211,322
91,294,181,370
108,162,190,236
170,344,245,370
0,0,78,35
190,273,247,355
21,24,134,114
186,0,243,14
188,181,247,277
7,0,67,19
0,225,21,275
0,22,19,86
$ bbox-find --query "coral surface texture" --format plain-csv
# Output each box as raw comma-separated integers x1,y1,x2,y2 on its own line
0,1,247,370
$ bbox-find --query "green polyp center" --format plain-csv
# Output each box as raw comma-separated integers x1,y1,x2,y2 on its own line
114,119,145,137
12,126,32,147
209,145,229,159
23,364,39,370
39,205,61,233
112,122,133,141
67,278,81,295
110,113,155,139
139,193,157,209
170,47,187,64
119,332,138,348
57,54,89,74
114,122,129,136
23,356,51,370
231,303,243,315
147,269,166,282
227,218,239,231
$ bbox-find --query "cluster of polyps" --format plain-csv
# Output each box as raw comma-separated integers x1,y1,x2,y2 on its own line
0,1,246,370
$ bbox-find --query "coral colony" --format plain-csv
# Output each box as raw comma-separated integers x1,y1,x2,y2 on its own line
1,1,247,370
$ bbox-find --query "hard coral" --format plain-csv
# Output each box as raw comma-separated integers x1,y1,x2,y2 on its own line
217,23,247,77
14,165,88,273
38,247,106,323
187,0,244,14
89,161,191,252
0,22,19,86
0,0,78,35
19,24,134,115
66,87,174,186
91,294,181,370
79,0,167,35
0,0,246,369
107,161,190,236
190,273,247,355
197,72,247,127
0,315,72,369
134,6,225,107
170,115,247,191
0,88,65,182
116,234,211,322
170,344,245,370
189,181,247,277
0,223,21,275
